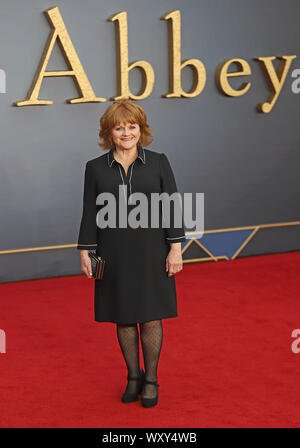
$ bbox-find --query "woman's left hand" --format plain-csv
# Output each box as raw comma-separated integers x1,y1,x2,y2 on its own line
166,243,183,277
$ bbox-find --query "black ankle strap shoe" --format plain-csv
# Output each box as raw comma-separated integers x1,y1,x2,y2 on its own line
141,380,160,408
121,368,145,403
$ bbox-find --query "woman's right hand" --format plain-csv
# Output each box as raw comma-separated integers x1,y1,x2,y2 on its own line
80,250,93,278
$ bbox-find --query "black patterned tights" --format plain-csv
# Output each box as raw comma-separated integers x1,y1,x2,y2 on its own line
116,320,163,398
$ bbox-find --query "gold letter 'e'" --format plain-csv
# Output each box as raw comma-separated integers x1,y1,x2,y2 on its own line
108,11,155,100
215,59,251,96
14,6,106,106
160,10,206,98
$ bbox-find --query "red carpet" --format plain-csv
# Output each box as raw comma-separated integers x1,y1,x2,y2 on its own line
1,251,300,428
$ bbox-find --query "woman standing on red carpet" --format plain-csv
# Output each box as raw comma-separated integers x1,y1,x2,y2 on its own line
77,99,186,407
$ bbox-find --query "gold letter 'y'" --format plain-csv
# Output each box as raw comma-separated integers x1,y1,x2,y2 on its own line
255,55,297,113
14,6,106,106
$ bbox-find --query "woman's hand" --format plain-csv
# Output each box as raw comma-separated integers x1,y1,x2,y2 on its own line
80,250,93,279
166,243,183,277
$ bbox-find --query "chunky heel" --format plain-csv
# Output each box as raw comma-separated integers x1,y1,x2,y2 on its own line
141,379,160,408
121,368,145,403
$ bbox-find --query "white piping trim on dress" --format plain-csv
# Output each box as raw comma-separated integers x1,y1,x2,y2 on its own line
128,161,135,204
78,243,98,246
118,165,127,202
107,153,115,167
108,148,145,167
137,147,146,164
166,236,185,240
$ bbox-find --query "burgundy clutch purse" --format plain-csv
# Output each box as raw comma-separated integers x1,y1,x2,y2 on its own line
88,252,105,280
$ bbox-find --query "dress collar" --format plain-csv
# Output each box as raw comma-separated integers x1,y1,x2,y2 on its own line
107,145,146,167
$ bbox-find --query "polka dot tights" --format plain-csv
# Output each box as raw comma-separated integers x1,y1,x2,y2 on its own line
116,320,163,399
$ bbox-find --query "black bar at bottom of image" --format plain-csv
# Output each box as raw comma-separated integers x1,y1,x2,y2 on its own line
0,428,299,446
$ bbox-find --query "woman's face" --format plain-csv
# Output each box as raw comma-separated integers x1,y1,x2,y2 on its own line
111,121,141,151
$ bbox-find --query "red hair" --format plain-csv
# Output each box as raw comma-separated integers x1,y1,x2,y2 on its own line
98,99,153,150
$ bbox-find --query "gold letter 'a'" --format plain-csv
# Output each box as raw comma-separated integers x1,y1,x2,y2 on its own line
108,11,155,100
14,6,106,106
161,10,206,98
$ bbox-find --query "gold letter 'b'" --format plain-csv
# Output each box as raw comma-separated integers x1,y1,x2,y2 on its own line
161,10,206,98
108,11,155,100
14,6,106,106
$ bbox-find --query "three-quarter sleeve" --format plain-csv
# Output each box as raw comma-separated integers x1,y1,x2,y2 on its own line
77,161,98,250
159,152,186,243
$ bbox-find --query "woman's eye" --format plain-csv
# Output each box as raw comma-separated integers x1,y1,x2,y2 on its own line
115,124,136,131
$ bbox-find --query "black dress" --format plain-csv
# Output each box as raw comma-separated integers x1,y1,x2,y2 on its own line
77,145,186,324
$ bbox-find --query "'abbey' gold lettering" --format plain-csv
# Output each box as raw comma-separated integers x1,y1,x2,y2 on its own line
14,7,297,113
